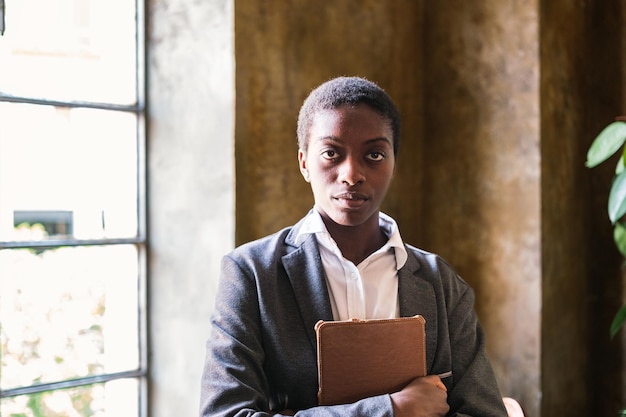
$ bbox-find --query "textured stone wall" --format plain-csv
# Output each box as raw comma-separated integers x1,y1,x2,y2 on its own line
234,0,424,246
422,2,541,415
541,1,624,416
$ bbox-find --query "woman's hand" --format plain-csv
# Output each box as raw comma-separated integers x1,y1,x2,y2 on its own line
390,375,449,417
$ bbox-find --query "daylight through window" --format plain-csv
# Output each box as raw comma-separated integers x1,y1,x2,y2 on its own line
0,1,147,416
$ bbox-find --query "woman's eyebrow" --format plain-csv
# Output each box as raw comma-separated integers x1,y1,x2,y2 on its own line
313,136,392,146
364,137,393,147
313,135,340,143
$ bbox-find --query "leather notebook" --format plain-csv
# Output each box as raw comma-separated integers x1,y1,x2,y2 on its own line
315,315,426,406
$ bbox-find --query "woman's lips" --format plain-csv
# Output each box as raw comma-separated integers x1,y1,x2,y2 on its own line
333,192,368,208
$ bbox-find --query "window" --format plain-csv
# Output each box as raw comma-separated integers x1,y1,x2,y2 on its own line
0,0,147,416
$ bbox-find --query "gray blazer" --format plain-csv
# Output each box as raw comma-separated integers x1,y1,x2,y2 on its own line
200,216,507,417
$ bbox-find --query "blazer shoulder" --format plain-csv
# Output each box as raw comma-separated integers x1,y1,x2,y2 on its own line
404,244,472,293
225,216,309,267
404,244,454,273
228,226,292,260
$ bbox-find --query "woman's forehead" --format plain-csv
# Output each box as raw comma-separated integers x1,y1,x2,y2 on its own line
309,106,393,146
314,103,388,124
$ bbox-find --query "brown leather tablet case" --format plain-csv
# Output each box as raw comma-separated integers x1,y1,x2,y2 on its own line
315,315,426,405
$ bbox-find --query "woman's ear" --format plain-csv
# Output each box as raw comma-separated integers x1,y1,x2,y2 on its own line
298,149,310,182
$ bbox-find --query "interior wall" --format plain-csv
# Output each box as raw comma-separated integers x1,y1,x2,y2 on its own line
540,3,591,416
234,0,424,247
541,1,624,416
147,1,235,417
422,2,541,415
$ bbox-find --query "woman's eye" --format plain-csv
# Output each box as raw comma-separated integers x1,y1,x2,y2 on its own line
367,151,385,161
322,150,338,160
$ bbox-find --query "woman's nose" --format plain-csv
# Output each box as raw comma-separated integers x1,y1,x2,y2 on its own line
338,157,365,186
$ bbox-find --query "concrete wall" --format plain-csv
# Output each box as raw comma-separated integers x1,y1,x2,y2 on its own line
541,2,625,416
147,1,234,417
422,2,541,415
234,0,424,246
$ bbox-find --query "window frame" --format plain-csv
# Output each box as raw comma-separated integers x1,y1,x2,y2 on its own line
0,0,148,414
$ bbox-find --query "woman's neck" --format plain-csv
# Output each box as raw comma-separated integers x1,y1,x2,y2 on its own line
323,214,387,265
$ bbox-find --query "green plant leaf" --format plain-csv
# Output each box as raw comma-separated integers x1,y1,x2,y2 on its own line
586,121,626,168
617,153,626,175
614,222,626,257
609,169,626,223
610,304,626,339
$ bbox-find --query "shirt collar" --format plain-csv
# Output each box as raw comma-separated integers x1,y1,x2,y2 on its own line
295,209,408,270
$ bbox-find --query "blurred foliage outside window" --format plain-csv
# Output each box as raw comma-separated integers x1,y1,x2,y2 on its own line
0,0,146,416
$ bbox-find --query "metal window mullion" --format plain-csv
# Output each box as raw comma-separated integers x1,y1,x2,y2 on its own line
0,94,143,113
0,369,147,398
135,0,146,112
136,240,149,417
135,2,148,417
1,0,5,36
0,237,145,250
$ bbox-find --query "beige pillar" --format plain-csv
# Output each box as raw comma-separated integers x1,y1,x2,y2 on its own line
541,1,625,416
422,2,541,415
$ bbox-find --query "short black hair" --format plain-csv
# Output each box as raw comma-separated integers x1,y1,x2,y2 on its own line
297,76,401,156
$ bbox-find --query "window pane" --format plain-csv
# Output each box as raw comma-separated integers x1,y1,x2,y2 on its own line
0,102,138,241
0,378,140,417
0,245,140,390
0,0,137,104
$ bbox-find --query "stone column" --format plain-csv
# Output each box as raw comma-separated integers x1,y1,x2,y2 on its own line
541,1,624,416
422,2,541,415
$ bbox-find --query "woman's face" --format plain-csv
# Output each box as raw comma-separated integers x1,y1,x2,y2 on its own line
298,104,396,228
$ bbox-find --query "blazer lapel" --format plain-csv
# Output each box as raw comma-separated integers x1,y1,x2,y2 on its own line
398,252,438,373
282,230,333,352
281,220,439,372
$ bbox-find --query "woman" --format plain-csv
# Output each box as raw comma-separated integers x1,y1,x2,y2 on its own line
200,76,507,417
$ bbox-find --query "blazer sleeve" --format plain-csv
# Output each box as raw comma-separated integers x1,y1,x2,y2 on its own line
199,250,398,417
441,270,508,417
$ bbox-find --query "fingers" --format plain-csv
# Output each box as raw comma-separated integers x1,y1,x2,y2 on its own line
422,375,447,392
392,377,450,417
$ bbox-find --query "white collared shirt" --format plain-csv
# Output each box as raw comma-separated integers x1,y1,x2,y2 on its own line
295,209,408,321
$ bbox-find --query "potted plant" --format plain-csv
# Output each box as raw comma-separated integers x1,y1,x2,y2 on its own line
586,119,626,339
